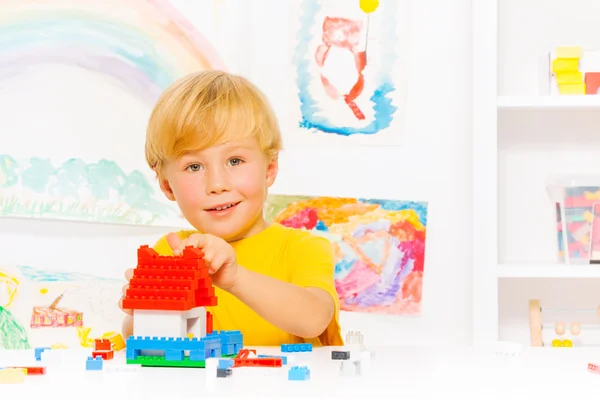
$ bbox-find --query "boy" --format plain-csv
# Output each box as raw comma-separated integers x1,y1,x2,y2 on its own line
119,70,343,347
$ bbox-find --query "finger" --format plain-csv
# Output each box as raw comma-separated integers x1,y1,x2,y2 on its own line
167,232,184,254
118,297,133,316
206,253,228,274
124,268,134,281
188,233,210,249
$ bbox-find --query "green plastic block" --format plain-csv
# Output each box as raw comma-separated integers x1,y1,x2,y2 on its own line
127,353,237,368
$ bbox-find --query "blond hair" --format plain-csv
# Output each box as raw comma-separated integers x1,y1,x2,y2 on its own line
145,70,282,175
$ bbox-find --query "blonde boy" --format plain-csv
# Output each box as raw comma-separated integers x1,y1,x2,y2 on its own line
119,70,343,346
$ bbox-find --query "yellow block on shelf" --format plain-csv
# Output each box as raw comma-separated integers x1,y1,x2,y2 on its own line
553,58,579,73
555,71,583,85
556,46,582,58
558,83,586,95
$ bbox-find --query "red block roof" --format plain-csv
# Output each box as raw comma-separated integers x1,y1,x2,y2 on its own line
121,245,218,311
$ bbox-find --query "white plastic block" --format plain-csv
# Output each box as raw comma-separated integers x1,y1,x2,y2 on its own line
133,307,206,338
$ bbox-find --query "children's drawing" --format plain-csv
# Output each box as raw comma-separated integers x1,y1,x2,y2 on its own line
0,0,224,227
0,155,180,226
291,0,407,146
265,195,428,315
0,265,124,350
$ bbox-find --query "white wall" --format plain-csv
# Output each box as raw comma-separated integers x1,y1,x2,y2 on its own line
498,0,600,344
0,0,474,347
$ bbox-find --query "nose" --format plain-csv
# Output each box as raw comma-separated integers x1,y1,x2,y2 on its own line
205,166,231,195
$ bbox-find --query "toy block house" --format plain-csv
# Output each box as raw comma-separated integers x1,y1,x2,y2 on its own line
122,245,217,339
122,245,243,368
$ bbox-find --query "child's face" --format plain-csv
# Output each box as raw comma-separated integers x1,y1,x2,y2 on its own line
159,138,278,241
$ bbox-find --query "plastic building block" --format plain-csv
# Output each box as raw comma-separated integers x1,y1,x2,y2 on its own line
558,83,585,95
206,311,213,334
0,368,26,384
94,338,112,351
92,350,114,360
288,366,310,380
34,347,50,361
556,71,583,85
121,245,218,311
234,358,282,368
218,359,234,369
552,58,579,74
217,368,232,377
556,46,582,59
207,330,243,355
258,354,287,365
86,356,103,370
235,349,256,359
125,354,232,368
332,350,350,360
585,72,600,94
126,335,221,359
281,343,312,352
6,366,46,375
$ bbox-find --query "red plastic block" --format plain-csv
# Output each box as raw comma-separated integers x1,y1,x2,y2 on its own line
121,246,218,312
206,311,213,334
94,339,112,351
9,366,46,375
235,349,257,359
92,350,114,360
234,358,282,368
585,72,600,94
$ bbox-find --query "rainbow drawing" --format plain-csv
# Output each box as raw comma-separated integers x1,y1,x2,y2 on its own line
0,0,226,102
265,195,428,315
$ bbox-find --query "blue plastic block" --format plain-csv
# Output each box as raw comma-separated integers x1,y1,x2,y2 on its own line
125,335,222,360
165,349,184,361
218,359,234,369
281,343,312,353
35,347,51,361
258,354,287,365
207,330,243,355
86,356,103,370
288,366,310,380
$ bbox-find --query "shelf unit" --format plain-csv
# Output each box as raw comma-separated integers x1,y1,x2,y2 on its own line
473,0,600,347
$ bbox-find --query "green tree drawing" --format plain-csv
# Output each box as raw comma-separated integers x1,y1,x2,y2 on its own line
0,306,31,350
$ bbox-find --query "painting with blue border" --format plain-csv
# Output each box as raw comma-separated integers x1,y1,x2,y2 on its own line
292,0,401,139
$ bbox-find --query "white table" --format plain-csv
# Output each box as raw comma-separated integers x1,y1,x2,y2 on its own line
2,345,600,399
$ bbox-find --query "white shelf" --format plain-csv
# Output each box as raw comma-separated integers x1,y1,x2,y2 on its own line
497,263,600,278
497,95,600,110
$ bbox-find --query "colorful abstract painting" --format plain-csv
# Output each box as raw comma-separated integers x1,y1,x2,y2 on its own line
0,0,223,227
290,0,408,146
0,264,123,350
265,195,427,315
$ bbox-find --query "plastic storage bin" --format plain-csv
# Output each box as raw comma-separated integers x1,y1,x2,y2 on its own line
546,175,600,264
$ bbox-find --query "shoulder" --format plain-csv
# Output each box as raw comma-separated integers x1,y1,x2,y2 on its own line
153,230,197,255
270,224,334,264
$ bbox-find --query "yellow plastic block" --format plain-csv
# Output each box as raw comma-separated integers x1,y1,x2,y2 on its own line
0,368,26,384
555,71,583,85
559,83,586,95
553,58,579,73
102,331,126,351
556,46,582,58
556,46,582,59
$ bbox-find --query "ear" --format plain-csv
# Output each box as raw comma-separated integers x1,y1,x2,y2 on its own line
265,154,279,188
155,169,176,202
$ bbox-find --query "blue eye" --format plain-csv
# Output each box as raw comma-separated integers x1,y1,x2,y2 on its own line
228,158,243,166
186,163,203,172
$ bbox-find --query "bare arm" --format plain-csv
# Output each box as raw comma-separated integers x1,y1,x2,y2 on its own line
228,265,334,338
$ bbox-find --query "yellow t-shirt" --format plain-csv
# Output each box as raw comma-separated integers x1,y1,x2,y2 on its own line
152,223,343,347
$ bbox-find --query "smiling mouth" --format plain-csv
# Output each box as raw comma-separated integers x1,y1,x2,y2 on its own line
206,202,240,211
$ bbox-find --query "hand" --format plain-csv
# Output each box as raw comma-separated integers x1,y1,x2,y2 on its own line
167,232,239,291
118,268,134,316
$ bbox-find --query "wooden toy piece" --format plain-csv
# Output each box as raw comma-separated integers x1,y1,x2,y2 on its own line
555,322,566,335
529,300,543,347
0,368,26,384
570,322,581,336
585,72,600,95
